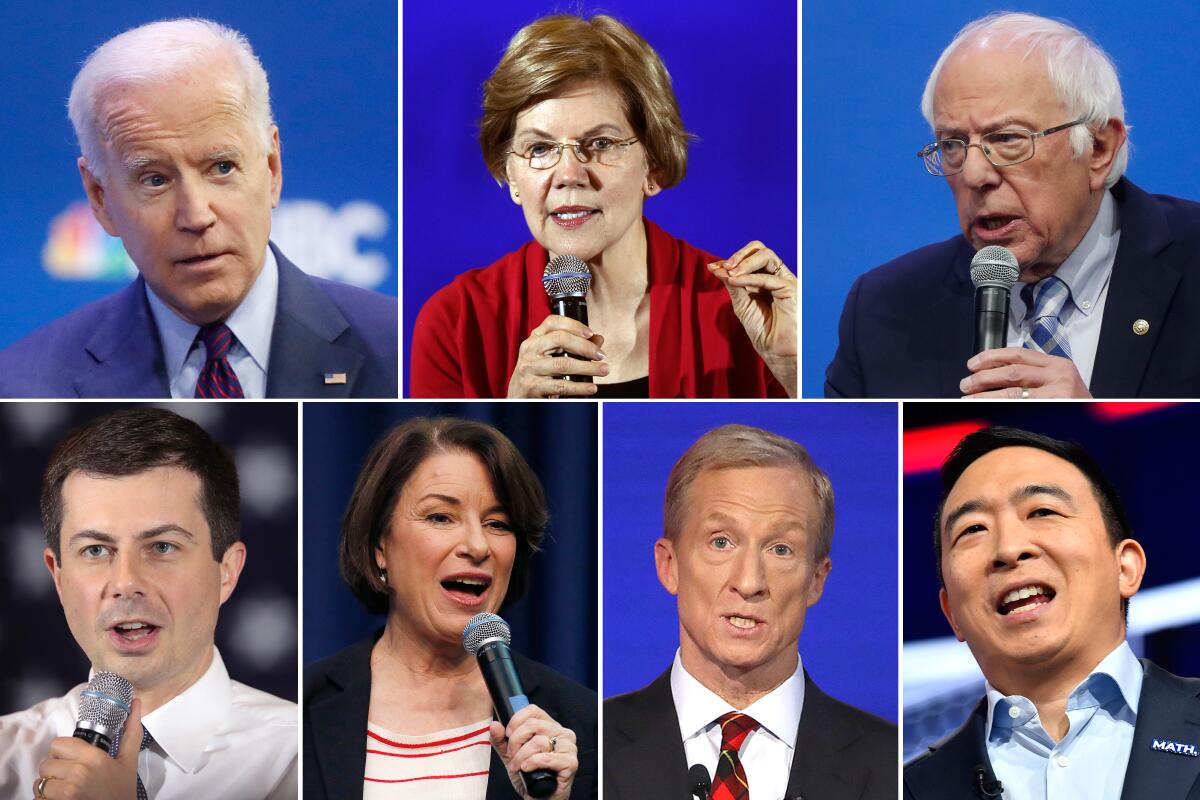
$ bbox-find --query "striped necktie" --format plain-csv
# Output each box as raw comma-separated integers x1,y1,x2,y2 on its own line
1022,275,1074,360
194,323,245,398
711,712,760,800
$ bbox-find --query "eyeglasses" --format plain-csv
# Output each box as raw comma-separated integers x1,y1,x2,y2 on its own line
506,135,641,170
917,118,1086,176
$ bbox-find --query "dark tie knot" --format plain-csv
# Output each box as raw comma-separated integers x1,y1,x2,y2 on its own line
716,712,760,752
198,323,235,360
140,727,154,751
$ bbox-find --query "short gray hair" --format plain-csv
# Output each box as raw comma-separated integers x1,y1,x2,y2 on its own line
920,12,1128,189
663,424,835,562
68,18,274,181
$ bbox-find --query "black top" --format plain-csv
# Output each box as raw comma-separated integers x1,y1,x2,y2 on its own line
593,376,650,399
303,632,597,799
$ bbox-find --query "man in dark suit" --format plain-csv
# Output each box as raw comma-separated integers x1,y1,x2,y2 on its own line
604,425,896,800
825,12,1200,399
906,426,1200,799
0,18,396,399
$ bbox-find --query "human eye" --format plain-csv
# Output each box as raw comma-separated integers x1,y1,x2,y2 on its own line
484,517,513,532
710,535,733,550
586,136,616,151
770,543,794,557
953,522,987,543
81,544,110,558
211,160,236,176
149,541,178,555
139,173,168,188
425,512,453,524
1029,506,1061,518
524,141,555,158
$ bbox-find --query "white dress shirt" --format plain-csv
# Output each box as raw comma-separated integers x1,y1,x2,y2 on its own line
1006,188,1120,388
671,649,804,800
146,246,279,398
0,647,297,800
984,641,1142,800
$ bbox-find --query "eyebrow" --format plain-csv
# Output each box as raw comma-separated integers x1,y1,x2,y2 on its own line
514,123,625,141
936,116,1039,138
416,494,507,516
699,511,803,536
66,524,198,548
942,483,1076,536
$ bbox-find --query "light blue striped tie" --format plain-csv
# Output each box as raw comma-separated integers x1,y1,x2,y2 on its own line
1022,276,1073,360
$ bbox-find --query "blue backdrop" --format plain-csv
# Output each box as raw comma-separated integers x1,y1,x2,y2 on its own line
903,402,1200,758
303,402,597,691
803,1,1200,396
603,402,898,722
0,1,397,350
402,1,797,394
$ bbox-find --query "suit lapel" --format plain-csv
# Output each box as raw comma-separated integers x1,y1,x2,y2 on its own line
74,278,170,397
904,699,991,800
1120,660,1200,800
307,639,374,800
1090,180,1181,396
788,676,866,799
266,244,364,398
606,670,692,799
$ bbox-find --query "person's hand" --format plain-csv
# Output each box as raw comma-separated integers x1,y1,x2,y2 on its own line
507,315,608,398
34,699,142,800
489,704,578,800
960,348,1092,398
708,241,797,397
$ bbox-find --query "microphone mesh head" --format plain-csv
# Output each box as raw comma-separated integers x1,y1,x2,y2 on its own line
542,255,591,298
970,245,1019,289
462,612,511,656
78,672,133,732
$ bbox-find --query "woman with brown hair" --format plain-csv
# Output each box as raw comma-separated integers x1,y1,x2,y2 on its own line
303,418,596,799
410,14,795,399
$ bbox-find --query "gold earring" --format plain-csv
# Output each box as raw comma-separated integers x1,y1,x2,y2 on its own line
379,567,388,585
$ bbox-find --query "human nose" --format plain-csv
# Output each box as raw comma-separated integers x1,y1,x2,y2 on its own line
990,518,1038,570
552,144,591,188
729,548,769,598
456,519,492,563
108,551,146,598
959,142,1001,190
174,175,217,233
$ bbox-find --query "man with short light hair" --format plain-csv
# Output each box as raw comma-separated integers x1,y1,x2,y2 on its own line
0,18,396,399
905,426,1200,799
605,424,896,800
0,407,297,799
826,12,1200,399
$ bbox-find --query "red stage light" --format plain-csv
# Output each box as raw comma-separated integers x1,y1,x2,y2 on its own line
1091,402,1177,421
903,421,988,474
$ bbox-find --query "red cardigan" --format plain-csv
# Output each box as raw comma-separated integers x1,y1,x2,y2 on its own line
409,218,786,398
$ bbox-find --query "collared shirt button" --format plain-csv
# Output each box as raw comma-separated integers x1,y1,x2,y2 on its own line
1056,756,1070,768
1081,301,1092,309
1008,706,1021,719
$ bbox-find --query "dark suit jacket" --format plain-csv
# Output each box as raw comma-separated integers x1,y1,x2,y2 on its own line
304,635,597,800
0,243,397,398
604,667,897,800
824,178,1200,398
904,660,1200,800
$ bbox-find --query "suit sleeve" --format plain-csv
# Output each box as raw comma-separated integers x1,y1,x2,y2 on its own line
824,274,867,398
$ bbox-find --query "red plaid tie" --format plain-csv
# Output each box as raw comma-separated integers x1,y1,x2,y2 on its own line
711,712,760,800
194,323,245,398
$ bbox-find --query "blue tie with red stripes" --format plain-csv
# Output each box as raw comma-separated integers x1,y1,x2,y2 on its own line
194,323,245,398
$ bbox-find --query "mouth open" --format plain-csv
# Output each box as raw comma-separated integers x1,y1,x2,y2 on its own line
441,575,492,607
723,614,764,632
996,584,1056,616
550,207,599,229
973,214,1020,240
107,621,161,653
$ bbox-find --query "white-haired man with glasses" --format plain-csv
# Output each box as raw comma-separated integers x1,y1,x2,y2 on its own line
825,12,1200,399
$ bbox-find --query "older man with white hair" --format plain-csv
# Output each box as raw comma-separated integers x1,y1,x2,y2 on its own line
0,18,396,399
825,12,1200,399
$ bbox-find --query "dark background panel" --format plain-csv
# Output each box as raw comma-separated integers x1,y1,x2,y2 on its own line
0,402,298,712
603,401,898,722
402,0,797,394
302,402,598,691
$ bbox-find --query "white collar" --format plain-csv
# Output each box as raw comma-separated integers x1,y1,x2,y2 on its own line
135,646,233,773
669,648,805,749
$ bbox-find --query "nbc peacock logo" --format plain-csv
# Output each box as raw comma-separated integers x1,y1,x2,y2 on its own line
41,202,136,281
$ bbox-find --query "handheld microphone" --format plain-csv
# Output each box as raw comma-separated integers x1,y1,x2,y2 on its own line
74,672,133,755
970,245,1019,354
974,764,1004,798
688,763,712,799
463,613,556,799
542,254,593,383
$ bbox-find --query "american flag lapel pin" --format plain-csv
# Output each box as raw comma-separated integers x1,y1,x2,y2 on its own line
324,372,347,385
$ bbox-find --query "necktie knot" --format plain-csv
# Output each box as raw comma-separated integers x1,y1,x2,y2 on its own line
194,322,245,398
716,711,760,752
1021,275,1074,360
199,323,234,359
711,712,760,800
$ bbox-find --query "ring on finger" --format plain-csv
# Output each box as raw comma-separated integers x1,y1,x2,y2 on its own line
1020,388,1030,399
36,776,50,799
549,735,558,753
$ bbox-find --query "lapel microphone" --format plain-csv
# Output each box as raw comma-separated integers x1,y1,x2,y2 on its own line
688,763,711,799
974,764,1004,798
